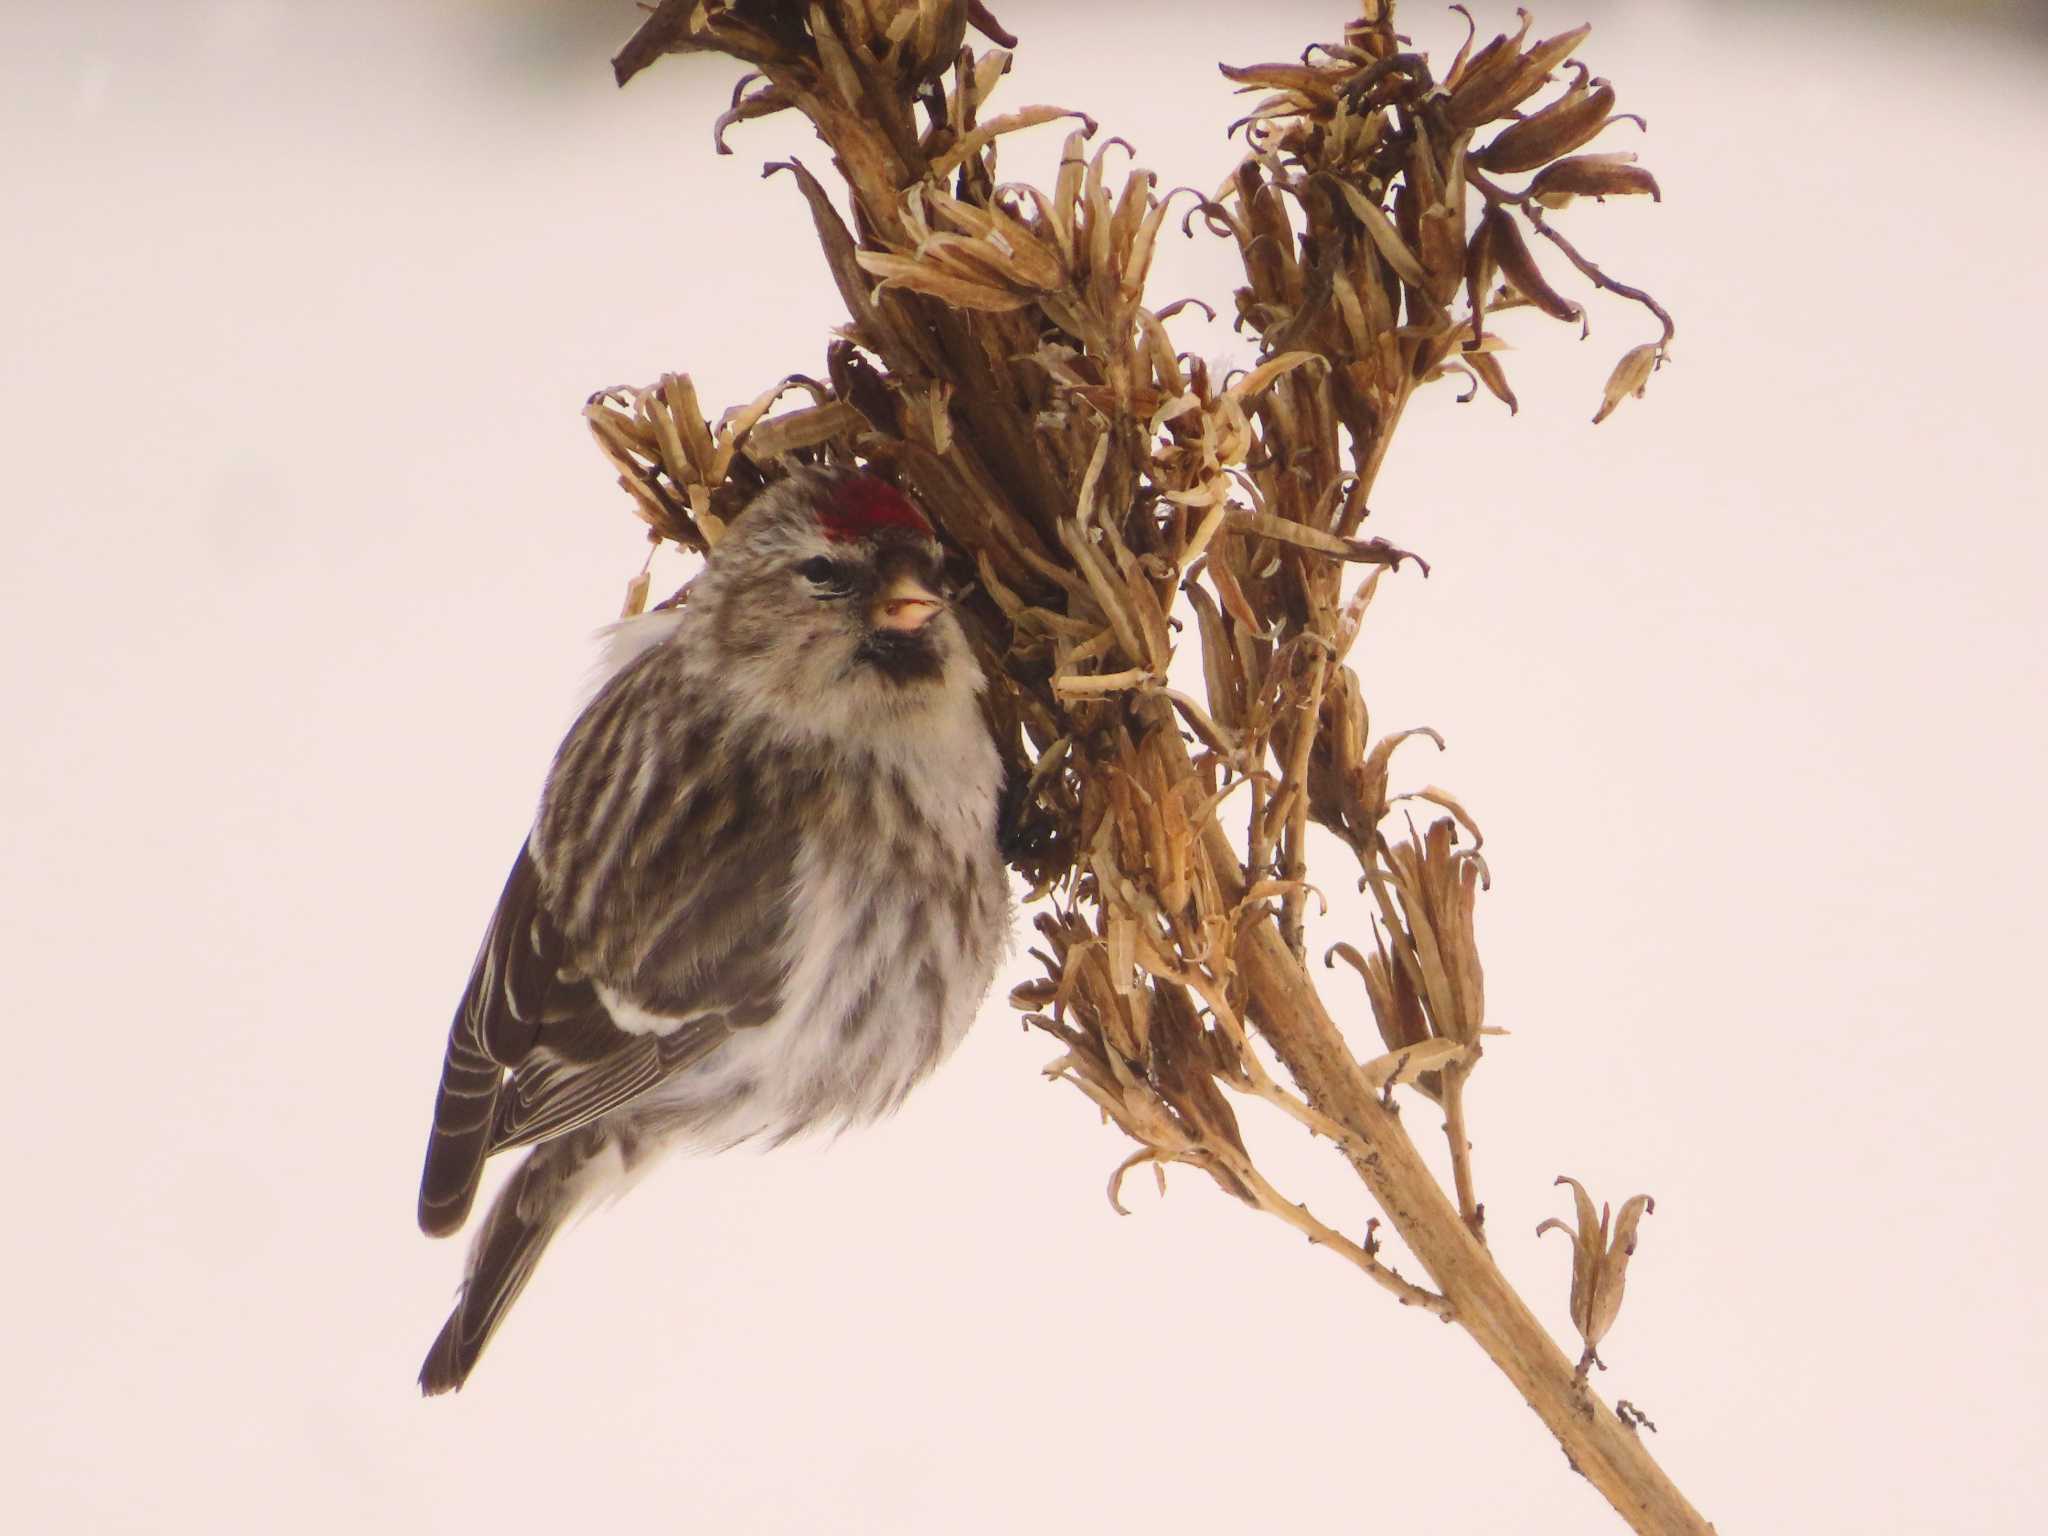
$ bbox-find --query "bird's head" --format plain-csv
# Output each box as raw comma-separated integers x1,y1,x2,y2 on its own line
696,468,981,731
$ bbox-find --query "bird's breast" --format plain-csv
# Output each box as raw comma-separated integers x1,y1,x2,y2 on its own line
647,721,1007,1146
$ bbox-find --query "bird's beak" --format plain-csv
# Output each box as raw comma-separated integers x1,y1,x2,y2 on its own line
871,573,944,633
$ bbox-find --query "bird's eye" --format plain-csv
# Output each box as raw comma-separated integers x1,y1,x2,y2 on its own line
797,556,854,596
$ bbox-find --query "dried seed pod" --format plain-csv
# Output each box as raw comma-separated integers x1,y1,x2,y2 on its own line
1527,153,1662,208
1481,207,1583,326
856,249,1036,311
1464,348,1519,413
1538,1177,1657,1375
1449,23,1592,127
1474,77,1618,174
1443,11,1535,126
1594,342,1663,423
1335,178,1429,291
1511,23,1596,99
1464,206,1499,342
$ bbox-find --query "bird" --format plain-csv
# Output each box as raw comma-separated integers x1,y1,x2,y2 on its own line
414,466,1010,1394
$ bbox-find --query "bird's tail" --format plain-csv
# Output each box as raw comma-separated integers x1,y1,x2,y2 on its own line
417,1123,621,1395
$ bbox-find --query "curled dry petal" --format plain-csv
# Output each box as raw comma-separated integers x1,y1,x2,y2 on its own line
929,105,1097,179
1458,346,1518,414
1390,785,1485,851
1358,1038,1468,1090
1228,509,1429,574
1590,1193,1657,1350
925,190,1068,288
1359,726,1446,820
1348,930,1435,1068
1228,349,1325,402
855,250,1036,312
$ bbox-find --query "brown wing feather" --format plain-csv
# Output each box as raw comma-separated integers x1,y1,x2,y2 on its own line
418,649,803,1239
486,1016,730,1153
417,845,603,1236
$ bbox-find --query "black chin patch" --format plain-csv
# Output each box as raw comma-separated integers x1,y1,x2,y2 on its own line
855,629,945,684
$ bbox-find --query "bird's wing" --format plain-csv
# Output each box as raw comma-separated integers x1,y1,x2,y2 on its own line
419,669,802,1236
418,844,600,1235
485,1014,729,1153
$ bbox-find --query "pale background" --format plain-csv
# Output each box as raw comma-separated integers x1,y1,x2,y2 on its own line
6,1,2044,1531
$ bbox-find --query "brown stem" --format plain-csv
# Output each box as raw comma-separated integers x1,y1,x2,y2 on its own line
1204,800,1714,1535
1278,647,1330,958
1466,166,1677,345
1520,200,1678,345
1221,1145,1453,1316
1143,692,1707,1533
1439,1059,1483,1238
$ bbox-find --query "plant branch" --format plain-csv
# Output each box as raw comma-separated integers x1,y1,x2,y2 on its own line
599,3,1707,1529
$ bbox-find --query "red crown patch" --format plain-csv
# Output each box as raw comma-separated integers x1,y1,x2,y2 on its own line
818,475,933,543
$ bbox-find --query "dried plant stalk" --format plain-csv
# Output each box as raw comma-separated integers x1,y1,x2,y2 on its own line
598,2,1704,1529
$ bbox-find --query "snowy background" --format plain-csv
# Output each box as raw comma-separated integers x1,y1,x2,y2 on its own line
7,1,2045,1531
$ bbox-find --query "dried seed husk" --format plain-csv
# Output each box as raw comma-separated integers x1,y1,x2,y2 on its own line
1527,153,1661,208
1453,26,1590,127
1543,1175,1605,1342
740,399,867,460
1228,508,1425,572
1464,207,1499,342
1475,77,1618,174
1589,1194,1656,1347
1463,347,1518,413
855,249,1035,311
1335,179,1430,291
1359,1038,1468,1090
1482,208,1583,326
1443,11,1535,126
929,105,1095,177
1593,342,1662,424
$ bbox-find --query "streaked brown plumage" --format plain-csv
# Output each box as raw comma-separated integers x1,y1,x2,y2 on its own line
416,469,1008,1393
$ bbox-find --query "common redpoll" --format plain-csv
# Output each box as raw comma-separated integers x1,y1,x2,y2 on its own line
415,468,1009,1394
